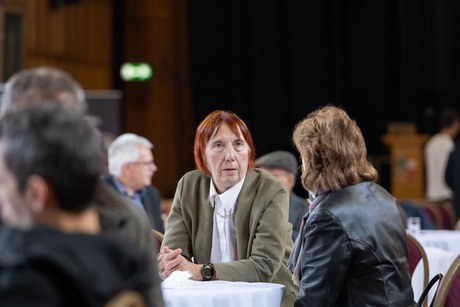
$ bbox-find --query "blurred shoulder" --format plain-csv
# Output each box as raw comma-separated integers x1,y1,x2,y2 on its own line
246,168,288,197
250,168,285,187
179,170,209,185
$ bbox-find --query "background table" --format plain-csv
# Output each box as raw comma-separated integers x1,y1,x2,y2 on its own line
412,230,460,253
162,281,285,307
411,230,460,303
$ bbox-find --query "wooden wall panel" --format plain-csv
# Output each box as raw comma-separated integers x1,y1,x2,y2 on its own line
16,0,193,197
23,0,113,89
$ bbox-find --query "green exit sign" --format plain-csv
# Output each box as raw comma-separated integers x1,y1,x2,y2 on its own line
120,63,153,81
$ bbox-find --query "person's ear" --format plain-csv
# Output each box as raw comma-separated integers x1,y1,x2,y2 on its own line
24,175,49,214
121,163,132,175
285,173,296,190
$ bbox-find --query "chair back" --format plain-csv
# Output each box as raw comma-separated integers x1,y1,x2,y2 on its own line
454,219,460,230
420,205,443,229
417,273,443,307
105,290,146,307
407,233,430,307
432,255,460,307
436,201,457,230
152,229,164,251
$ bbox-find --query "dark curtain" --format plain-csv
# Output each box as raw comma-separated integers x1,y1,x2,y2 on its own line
188,1,460,192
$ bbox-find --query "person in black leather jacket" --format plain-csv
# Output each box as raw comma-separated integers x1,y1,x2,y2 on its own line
288,105,416,307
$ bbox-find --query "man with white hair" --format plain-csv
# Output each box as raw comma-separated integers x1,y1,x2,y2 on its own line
105,133,164,233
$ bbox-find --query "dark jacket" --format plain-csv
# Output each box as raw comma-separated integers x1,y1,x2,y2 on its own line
289,192,309,241
104,176,164,233
295,182,416,307
0,226,156,307
94,181,164,306
445,141,460,220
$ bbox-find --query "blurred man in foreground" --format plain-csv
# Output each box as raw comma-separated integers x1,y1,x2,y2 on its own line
0,105,155,305
0,66,163,306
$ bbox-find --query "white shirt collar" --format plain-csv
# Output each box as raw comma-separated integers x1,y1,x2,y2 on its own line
209,176,246,210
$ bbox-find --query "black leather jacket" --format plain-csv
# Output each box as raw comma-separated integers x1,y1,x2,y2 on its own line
296,182,416,306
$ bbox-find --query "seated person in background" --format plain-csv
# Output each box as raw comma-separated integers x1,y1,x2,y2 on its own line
158,110,298,307
0,105,155,306
0,67,157,248
289,105,415,306
398,201,437,229
424,107,460,202
0,66,163,306
255,150,308,241
105,133,164,233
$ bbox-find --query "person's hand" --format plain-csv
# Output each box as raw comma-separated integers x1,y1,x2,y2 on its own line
157,246,202,280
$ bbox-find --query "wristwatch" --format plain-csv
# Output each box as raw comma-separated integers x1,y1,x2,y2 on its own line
202,263,214,281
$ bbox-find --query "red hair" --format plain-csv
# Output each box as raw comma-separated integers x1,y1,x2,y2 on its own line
194,110,256,175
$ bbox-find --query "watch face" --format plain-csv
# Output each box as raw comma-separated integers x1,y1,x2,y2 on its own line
202,264,213,280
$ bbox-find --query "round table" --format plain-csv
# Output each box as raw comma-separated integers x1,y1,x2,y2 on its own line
162,280,285,307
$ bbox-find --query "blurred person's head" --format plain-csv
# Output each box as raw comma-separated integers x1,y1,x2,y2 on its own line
0,104,102,229
255,150,298,192
439,107,460,137
194,110,256,194
108,133,157,193
1,67,86,115
293,105,378,194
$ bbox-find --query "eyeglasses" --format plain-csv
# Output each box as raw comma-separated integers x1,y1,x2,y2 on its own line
130,161,155,166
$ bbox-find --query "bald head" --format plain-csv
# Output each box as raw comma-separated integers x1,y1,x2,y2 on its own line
1,67,86,115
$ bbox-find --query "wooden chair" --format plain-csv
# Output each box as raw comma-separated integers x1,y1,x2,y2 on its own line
105,290,146,307
454,219,460,230
407,233,430,307
432,254,460,307
152,229,164,251
152,229,164,242
417,273,443,307
435,201,457,230
419,203,443,229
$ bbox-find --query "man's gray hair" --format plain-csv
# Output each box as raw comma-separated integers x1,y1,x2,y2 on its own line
108,133,153,176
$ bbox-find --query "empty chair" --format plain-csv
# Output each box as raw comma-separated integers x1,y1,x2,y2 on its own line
436,202,457,230
407,233,430,307
454,219,460,230
432,254,460,307
420,204,443,229
417,273,443,307
152,229,164,251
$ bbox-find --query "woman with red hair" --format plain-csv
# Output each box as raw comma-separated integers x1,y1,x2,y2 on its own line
158,110,298,307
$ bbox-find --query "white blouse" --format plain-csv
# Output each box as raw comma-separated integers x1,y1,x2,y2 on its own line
209,177,245,263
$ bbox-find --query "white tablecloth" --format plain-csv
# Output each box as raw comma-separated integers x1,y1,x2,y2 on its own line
411,246,458,304
162,281,285,307
412,230,460,253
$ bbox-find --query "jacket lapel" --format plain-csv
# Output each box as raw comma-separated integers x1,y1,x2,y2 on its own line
235,169,258,259
193,175,214,263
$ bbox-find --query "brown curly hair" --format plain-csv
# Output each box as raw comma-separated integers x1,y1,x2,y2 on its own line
293,105,378,192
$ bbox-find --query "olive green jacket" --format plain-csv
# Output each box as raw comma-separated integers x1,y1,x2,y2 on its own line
162,168,298,306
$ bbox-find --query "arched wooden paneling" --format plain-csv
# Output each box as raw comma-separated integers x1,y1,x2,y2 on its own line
17,0,194,197
24,0,113,89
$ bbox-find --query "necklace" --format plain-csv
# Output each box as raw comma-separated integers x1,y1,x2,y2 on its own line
214,206,236,219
